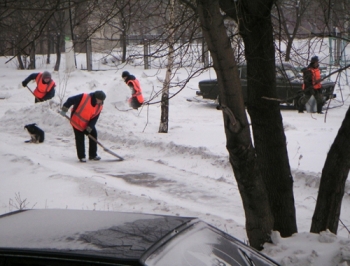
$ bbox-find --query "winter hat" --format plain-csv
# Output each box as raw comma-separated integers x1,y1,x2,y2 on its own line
311,56,319,63
121,71,130,78
94,90,106,101
42,71,51,79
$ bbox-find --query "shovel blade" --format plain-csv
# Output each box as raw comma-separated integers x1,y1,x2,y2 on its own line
104,148,124,161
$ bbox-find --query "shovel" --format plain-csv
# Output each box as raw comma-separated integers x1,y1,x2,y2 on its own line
26,85,42,102
62,113,124,161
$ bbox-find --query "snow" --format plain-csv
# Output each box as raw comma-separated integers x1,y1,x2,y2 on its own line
1,53,350,266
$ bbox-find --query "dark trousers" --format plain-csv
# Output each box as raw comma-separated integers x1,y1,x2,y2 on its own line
73,127,98,159
299,90,323,112
129,97,142,109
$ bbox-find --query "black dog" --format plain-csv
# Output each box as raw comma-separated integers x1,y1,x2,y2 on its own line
24,123,45,143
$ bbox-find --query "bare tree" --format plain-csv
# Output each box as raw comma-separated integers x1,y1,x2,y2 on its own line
311,106,350,234
274,0,309,61
196,0,279,249
52,8,66,71
159,0,175,133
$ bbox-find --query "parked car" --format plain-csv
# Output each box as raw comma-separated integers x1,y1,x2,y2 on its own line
196,64,336,109
0,209,279,266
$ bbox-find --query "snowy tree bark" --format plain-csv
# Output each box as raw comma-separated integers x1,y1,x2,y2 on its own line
197,0,274,249
219,0,297,239
311,106,350,234
159,0,175,133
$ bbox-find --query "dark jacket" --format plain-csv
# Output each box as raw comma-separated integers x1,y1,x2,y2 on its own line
62,92,100,129
23,73,56,100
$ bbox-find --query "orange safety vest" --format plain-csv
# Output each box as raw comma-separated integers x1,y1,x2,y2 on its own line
34,73,55,99
127,79,144,103
70,94,103,131
302,67,321,90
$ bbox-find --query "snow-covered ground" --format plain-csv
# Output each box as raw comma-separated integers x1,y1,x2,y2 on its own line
1,52,350,265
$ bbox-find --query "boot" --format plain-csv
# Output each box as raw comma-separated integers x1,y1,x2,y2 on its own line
298,105,304,113
317,103,324,114
89,155,101,161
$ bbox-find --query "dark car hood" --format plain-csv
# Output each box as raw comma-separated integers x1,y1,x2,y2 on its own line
321,80,336,86
199,78,334,86
0,209,194,260
199,79,218,84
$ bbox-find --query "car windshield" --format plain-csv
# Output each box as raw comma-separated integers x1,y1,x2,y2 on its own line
276,68,298,80
284,69,298,79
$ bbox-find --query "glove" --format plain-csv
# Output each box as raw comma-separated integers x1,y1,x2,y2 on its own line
84,126,92,135
59,106,68,117
22,81,28,87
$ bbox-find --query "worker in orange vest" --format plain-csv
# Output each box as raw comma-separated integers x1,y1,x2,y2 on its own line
122,71,144,109
22,71,56,103
60,91,106,163
298,56,324,114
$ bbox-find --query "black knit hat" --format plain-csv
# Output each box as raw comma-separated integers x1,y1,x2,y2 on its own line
121,71,130,78
42,71,51,79
94,90,106,101
311,56,319,63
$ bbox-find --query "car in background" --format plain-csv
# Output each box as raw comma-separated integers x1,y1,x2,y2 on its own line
0,209,279,266
196,64,336,109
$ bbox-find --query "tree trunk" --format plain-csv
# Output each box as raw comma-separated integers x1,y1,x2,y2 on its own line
197,0,274,250
219,0,297,237
311,106,350,234
28,41,36,69
54,34,62,71
159,0,175,134
46,26,51,65
158,88,169,133
17,54,25,70
201,36,209,68
121,32,127,63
